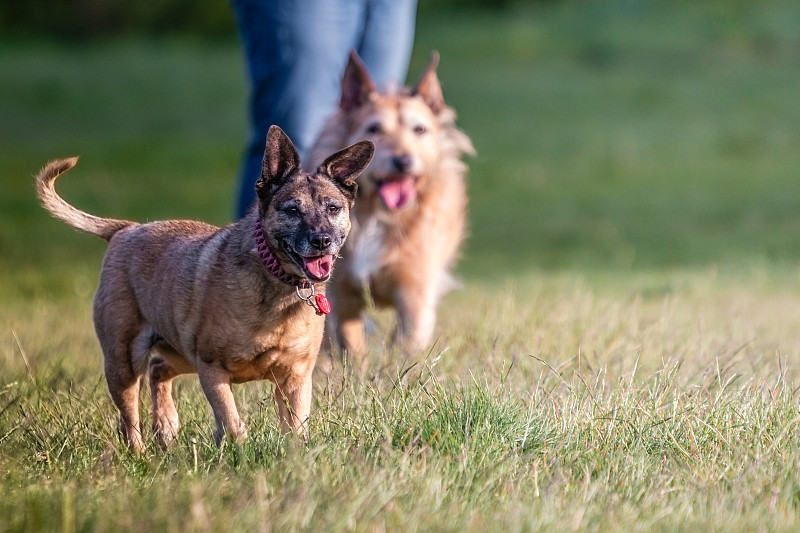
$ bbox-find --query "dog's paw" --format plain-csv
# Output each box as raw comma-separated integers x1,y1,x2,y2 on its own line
213,420,248,446
153,415,181,449
119,417,146,454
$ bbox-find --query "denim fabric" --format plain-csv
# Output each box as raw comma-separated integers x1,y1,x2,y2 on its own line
232,0,418,218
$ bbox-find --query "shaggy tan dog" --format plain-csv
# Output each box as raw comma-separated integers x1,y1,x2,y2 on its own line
308,51,474,359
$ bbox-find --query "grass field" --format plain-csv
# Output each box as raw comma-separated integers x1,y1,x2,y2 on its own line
3,1,800,530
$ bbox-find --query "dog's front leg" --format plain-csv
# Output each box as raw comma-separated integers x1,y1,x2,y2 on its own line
330,282,369,360
196,360,248,444
329,294,367,362
272,368,313,436
395,287,438,353
337,315,368,360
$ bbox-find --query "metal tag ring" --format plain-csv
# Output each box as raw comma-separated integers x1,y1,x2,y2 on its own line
295,284,316,302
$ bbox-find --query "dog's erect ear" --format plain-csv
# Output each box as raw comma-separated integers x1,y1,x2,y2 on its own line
318,140,375,202
411,52,444,115
256,125,301,199
340,50,378,112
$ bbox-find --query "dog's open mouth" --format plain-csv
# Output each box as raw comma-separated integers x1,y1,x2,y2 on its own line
282,241,335,282
302,255,334,281
377,175,417,211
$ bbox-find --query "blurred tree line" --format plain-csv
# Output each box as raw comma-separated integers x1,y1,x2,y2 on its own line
0,0,550,40
0,0,236,40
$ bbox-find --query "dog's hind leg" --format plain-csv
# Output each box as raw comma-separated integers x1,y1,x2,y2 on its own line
99,336,146,453
147,337,195,448
94,278,149,452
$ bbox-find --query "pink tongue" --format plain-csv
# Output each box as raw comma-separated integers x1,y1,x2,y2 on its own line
378,176,416,210
303,255,332,280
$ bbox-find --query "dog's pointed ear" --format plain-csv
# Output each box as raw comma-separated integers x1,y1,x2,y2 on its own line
340,50,378,112
256,125,300,199
318,140,375,202
411,51,444,115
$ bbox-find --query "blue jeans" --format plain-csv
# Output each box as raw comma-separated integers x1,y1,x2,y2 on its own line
232,0,418,218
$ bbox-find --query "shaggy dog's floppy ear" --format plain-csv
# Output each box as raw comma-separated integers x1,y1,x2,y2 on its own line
411,52,445,115
256,125,301,200
340,50,378,112
318,140,375,203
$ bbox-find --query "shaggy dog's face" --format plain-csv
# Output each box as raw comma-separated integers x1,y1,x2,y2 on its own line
343,95,443,212
332,51,450,213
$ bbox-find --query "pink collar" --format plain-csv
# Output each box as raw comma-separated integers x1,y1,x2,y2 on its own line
254,217,304,286
253,218,331,316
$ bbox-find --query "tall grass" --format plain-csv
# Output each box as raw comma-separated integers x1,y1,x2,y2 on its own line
3,1,800,531
4,279,800,531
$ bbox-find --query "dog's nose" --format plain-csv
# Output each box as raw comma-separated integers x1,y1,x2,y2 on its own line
309,232,332,251
392,154,413,173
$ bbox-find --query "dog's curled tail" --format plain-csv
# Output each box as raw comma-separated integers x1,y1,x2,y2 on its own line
36,158,135,241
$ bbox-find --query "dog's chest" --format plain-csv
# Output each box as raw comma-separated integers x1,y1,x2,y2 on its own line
220,306,323,383
347,217,388,284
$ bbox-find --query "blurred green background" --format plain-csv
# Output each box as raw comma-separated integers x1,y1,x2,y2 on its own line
2,0,799,302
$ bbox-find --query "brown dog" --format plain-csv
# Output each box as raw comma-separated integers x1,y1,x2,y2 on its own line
36,126,373,452
308,51,474,359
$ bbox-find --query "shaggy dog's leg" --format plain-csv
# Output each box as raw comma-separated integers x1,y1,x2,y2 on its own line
330,281,369,360
395,284,438,353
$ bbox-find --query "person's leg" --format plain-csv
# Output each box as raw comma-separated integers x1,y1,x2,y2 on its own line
232,0,366,218
357,0,418,90
232,0,284,217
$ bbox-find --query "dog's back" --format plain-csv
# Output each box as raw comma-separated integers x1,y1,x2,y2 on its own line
36,160,248,358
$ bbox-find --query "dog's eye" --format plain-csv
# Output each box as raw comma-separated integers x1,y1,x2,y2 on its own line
284,206,300,216
413,124,427,135
327,205,341,216
365,123,383,135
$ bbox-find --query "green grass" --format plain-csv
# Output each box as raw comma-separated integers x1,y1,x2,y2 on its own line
3,1,800,531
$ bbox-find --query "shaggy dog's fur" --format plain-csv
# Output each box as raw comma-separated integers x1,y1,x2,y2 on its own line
308,51,474,359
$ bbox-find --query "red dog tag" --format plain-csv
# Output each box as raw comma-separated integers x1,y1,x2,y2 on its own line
314,293,331,315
